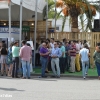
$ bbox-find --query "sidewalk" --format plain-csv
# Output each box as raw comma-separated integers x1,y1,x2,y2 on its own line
31,67,98,78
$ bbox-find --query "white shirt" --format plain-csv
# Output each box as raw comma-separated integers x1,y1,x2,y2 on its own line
79,48,89,62
50,43,54,48
76,43,80,53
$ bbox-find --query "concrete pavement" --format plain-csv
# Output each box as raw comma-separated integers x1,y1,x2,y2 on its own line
0,76,100,100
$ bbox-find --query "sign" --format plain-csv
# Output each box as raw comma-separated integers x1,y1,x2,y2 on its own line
22,26,30,32
0,27,19,34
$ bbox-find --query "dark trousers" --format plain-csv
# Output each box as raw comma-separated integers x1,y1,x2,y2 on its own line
47,56,52,71
65,55,71,71
12,57,19,77
59,57,65,73
95,62,100,76
35,53,40,66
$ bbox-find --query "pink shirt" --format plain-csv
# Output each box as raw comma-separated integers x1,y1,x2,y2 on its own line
19,45,32,62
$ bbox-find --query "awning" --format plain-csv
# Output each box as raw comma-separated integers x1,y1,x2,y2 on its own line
0,0,46,21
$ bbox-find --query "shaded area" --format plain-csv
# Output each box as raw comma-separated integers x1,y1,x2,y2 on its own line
0,87,24,92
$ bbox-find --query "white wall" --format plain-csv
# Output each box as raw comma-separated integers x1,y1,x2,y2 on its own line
51,18,71,32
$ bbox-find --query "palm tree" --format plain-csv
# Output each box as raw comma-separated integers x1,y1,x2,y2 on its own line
43,0,63,20
56,0,99,32
43,0,99,32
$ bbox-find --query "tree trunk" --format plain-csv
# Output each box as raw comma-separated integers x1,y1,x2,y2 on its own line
69,4,80,39
71,16,79,39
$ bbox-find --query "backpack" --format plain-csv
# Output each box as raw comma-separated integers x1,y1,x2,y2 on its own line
1,48,8,55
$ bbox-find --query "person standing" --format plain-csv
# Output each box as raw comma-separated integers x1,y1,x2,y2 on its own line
75,40,81,72
65,42,71,71
39,42,50,78
51,42,62,78
19,40,32,79
50,38,55,48
7,43,13,77
69,41,76,73
59,42,66,73
79,44,89,79
12,41,20,78
0,44,8,76
93,43,100,80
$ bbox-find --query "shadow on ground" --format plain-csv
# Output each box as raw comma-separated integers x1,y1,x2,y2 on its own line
0,87,24,91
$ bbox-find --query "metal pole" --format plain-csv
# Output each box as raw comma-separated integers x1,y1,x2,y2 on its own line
99,0,100,28
20,0,23,47
54,0,56,32
9,1,11,46
34,0,38,68
46,0,48,39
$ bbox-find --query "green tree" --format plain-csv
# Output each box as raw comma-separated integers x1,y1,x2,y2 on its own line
43,0,99,32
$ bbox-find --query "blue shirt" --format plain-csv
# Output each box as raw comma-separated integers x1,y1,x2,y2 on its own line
51,47,62,57
65,45,71,56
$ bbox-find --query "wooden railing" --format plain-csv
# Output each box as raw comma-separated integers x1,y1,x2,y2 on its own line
48,32,100,65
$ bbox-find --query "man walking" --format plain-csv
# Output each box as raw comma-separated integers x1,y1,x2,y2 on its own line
79,44,90,79
19,40,32,79
51,42,62,78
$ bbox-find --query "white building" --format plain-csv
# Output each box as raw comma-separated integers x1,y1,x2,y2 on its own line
51,18,71,32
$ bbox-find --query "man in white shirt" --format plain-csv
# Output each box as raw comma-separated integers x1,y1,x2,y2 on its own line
79,44,90,79
50,38,55,48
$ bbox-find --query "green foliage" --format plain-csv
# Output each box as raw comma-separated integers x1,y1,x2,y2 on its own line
43,0,99,32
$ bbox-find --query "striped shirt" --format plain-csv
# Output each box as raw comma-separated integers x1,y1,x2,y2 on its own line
70,45,76,56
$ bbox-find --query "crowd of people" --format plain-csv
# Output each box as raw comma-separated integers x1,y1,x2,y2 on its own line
0,38,100,80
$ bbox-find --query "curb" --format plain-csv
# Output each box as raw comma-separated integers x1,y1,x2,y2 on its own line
30,73,97,78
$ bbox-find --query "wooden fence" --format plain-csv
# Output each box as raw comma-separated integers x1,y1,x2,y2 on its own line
48,32,100,65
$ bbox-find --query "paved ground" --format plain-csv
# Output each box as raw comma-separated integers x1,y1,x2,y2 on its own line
0,76,100,100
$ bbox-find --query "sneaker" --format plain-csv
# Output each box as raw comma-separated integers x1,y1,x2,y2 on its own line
21,77,26,79
51,75,57,78
56,76,60,78
39,76,47,78
83,77,86,79
85,73,88,75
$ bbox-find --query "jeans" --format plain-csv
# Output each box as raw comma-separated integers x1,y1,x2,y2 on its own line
22,60,30,78
95,62,100,76
81,61,89,78
59,57,65,73
12,57,19,77
51,58,60,77
40,57,48,77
